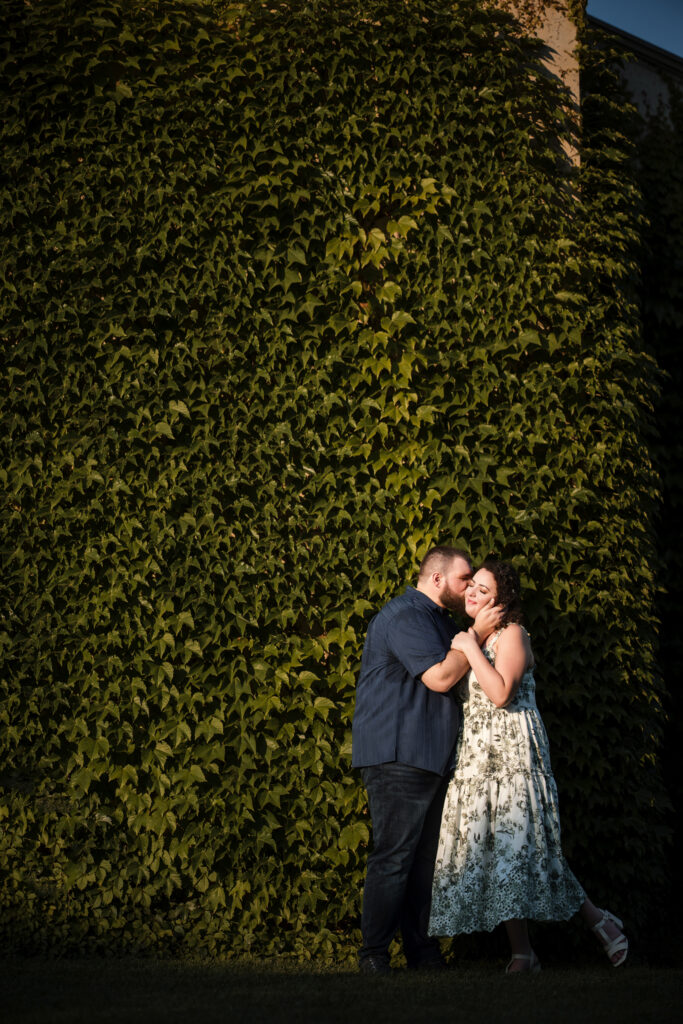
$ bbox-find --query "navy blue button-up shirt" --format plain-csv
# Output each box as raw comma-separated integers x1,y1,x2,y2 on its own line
351,587,461,776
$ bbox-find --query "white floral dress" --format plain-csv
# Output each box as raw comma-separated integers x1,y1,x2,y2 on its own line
429,627,585,935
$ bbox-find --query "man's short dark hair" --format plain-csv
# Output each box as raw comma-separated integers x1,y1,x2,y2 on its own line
418,546,471,581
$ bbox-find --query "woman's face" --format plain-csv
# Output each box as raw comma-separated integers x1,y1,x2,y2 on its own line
465,568,498,619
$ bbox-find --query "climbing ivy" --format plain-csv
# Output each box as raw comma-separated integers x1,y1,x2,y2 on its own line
634,81,683,943
0,0,670,960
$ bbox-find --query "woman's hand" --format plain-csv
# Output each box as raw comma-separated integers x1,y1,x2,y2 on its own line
471,597,505,643
451,630,479,656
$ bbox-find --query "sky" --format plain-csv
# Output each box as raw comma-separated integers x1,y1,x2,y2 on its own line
586,0,683,59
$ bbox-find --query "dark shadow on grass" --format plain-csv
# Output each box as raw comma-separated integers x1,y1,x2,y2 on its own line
2,956,683,1024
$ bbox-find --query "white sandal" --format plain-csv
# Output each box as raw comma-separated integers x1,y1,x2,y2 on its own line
592,910,628,967
505,952,541,974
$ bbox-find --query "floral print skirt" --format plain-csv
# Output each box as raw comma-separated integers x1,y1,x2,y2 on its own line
429,679,585,936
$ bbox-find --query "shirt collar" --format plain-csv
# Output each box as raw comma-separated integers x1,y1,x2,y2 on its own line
405,585,448,615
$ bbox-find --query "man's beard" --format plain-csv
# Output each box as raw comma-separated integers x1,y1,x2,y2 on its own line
441,586,467,615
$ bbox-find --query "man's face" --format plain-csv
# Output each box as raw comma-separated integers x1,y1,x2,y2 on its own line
439,557,473,614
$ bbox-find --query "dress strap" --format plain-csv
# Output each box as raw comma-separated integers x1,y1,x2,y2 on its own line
486,623,534,669
484,627,504,654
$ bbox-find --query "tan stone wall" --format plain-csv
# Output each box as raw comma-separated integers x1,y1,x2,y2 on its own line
493,0,566,35
493,0,580,164
536,2,580,164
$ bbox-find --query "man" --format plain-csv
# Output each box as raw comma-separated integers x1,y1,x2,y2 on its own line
351,545,503,973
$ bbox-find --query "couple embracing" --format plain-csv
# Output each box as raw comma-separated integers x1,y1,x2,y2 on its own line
351,546,628,974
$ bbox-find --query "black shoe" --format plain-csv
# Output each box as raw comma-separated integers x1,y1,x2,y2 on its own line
359,956,392,975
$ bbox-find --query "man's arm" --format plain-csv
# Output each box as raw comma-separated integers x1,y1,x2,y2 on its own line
421,597,505,693
421,648,471,693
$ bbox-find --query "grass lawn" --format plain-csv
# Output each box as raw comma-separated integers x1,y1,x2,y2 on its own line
2,957,682,1024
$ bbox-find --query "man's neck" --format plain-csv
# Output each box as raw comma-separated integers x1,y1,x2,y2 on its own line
415,581,444,609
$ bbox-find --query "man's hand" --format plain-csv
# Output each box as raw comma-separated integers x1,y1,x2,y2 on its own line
471,597,505,645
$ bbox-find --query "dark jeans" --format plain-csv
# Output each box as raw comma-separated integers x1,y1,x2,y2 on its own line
360,762,450,968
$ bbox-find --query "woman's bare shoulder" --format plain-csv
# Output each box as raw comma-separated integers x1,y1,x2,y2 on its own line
498,623,533,661
499,622,524,643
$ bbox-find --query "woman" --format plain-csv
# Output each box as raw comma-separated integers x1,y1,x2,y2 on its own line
428,560,628,972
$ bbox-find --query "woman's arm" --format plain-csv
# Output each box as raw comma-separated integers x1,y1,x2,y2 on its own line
450,624,531,708
421,598,504,693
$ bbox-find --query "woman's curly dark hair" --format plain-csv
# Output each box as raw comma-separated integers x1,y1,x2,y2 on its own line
479,559,524,628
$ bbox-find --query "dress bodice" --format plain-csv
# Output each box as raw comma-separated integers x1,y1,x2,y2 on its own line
459,626,538,716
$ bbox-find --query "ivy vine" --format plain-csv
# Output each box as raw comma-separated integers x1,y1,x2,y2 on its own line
0,0,671,959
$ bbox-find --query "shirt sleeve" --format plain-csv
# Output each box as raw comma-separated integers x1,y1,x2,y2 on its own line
385,607,450,679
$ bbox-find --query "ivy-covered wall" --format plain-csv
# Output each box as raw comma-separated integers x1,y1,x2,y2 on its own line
635,82,683,934
0,0,672,960
578,18,683,957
